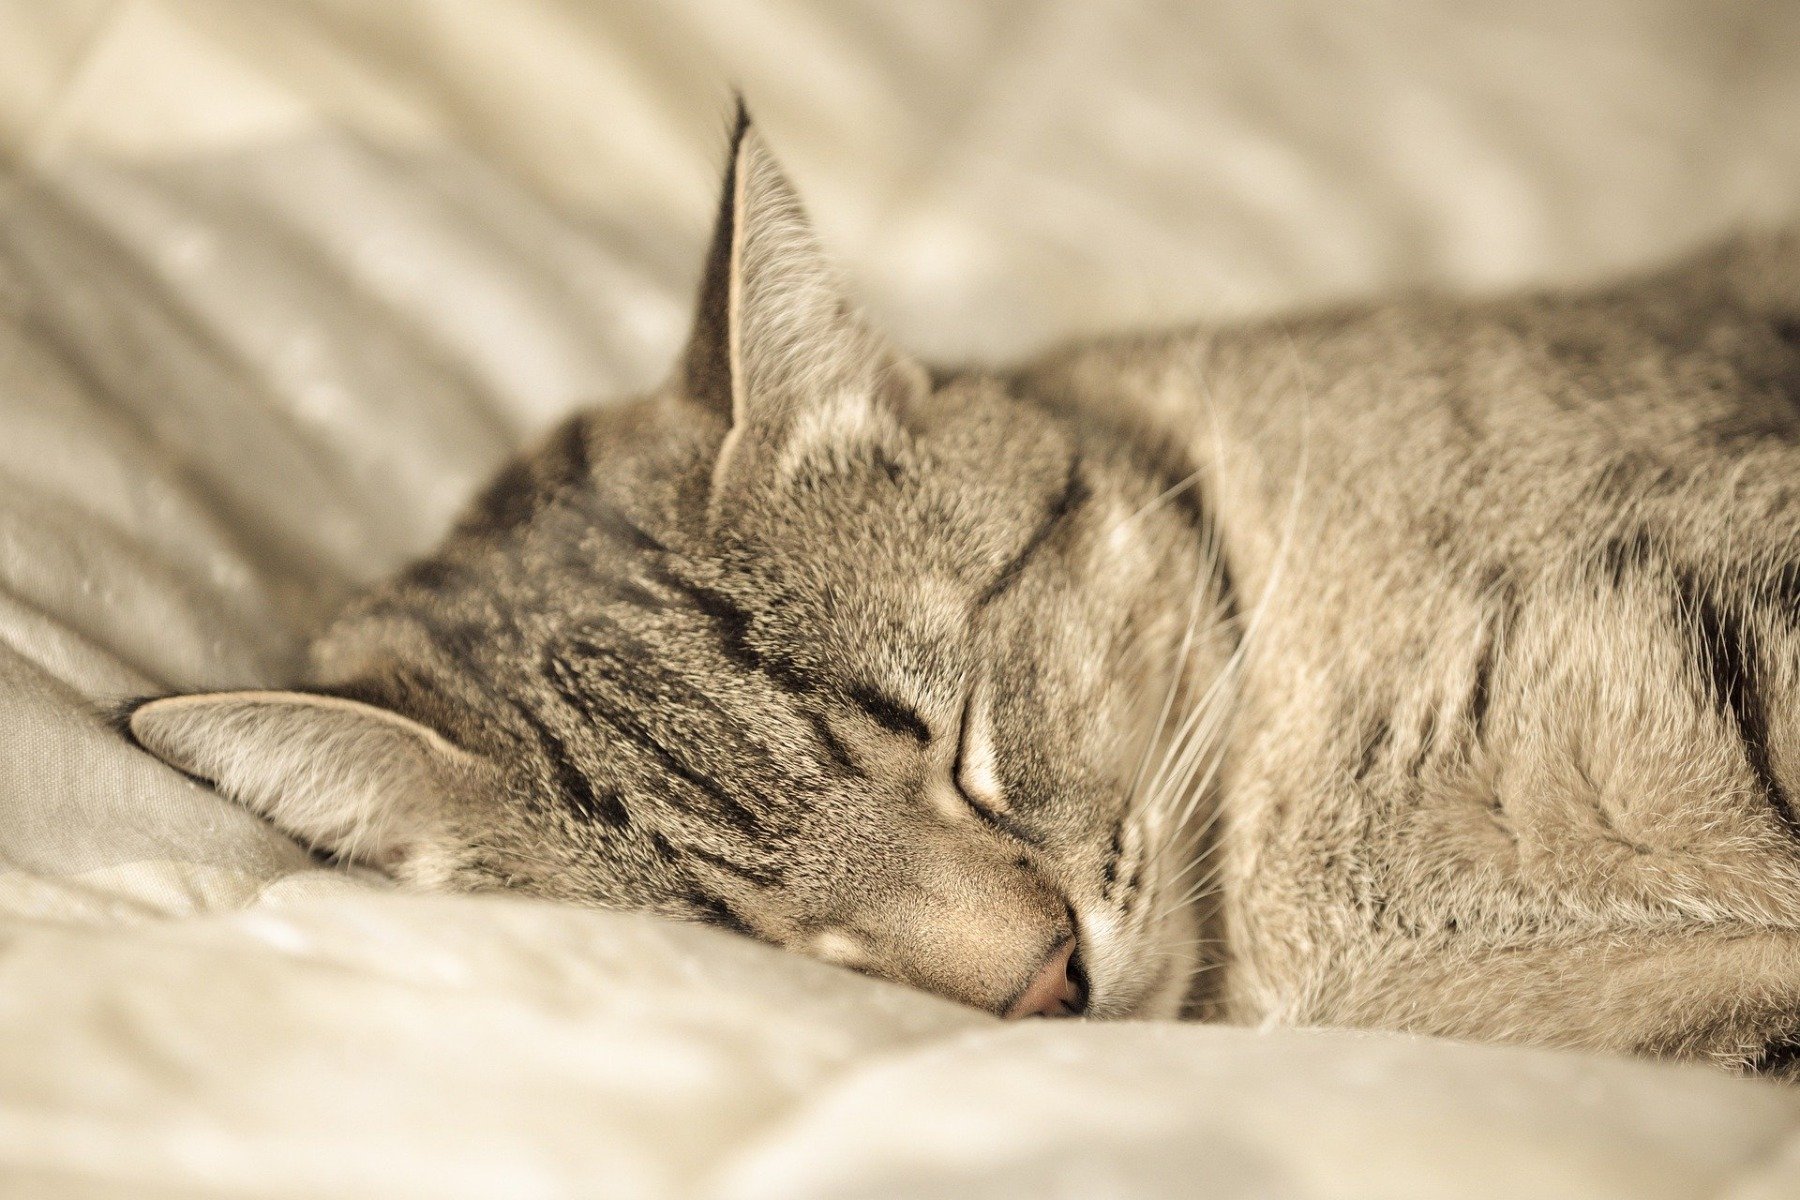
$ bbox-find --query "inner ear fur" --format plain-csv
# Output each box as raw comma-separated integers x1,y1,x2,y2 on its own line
124,689,476,874
680,101,926,510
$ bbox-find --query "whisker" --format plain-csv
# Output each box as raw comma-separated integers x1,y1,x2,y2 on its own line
1126,368,1238,835
1110,466,1204,537
1132,354,1319,933
1123,554,1216,835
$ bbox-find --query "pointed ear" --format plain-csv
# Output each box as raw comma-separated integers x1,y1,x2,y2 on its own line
682,102,926,509
124,690,475,873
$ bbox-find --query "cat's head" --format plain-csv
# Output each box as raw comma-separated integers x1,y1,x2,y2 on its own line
123,107,1234,1019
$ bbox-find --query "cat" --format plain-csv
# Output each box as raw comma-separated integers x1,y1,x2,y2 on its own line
121,104,1800,1069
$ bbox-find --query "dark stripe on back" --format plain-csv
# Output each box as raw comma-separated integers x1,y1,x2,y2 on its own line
978,456,1090,606
1678,568,1800,837
1352,716,1391,783
459,417,594,536
1597,530,1654,591
1465,594,1514,748
609,577,671,612
1466,642,1496,746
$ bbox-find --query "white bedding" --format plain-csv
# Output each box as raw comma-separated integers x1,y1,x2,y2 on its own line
5,2,1800,1196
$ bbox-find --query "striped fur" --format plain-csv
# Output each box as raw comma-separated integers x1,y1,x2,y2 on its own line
125,109,1800,1066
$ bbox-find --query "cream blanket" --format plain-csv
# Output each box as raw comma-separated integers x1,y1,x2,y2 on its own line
5,2,1800,1196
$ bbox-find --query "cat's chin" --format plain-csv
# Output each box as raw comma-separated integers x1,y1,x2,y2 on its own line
1081,901,1204,1021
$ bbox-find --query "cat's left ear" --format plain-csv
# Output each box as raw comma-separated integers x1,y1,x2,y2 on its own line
682,102,927,510
122,690,475,877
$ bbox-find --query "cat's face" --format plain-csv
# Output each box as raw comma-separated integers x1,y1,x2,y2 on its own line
123,110,1230,1019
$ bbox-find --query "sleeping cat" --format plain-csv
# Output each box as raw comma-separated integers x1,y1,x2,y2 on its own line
123,107,1800,1068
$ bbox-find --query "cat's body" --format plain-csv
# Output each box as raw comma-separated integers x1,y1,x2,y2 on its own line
1036,241,1800,1067
124,110,1800,1071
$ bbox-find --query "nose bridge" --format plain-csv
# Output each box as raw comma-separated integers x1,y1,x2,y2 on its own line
846,822,1071,1013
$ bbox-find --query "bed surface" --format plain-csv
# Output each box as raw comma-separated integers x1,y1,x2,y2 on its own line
5,2,1800,1195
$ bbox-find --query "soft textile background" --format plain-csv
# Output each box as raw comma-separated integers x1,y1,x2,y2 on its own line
4,2,1800,1196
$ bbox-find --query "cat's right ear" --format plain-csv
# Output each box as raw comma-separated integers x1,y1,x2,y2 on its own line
681,101,927,516
121,690,476,879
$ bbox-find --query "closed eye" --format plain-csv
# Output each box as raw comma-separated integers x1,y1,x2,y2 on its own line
953,687,1012,828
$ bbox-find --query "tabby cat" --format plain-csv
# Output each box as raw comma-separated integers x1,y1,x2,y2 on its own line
124,107,1800,1069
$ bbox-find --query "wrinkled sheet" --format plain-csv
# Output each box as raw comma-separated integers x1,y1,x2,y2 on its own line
4,1,1800,1196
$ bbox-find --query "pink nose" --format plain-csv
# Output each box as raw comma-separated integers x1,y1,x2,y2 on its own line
1004,937,1088,1018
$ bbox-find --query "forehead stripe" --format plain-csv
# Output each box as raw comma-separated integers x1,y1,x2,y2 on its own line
651,565,819,694
806,711,866,776
510,700,632,828
541,647,767,838
686,888,755,936
977,455,1089,606
685,842,785,888
848,685,931,742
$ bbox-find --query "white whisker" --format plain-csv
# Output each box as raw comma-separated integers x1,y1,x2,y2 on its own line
1129,338,1319,943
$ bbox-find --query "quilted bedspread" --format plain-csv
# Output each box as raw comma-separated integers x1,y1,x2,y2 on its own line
5,2,1800,1196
